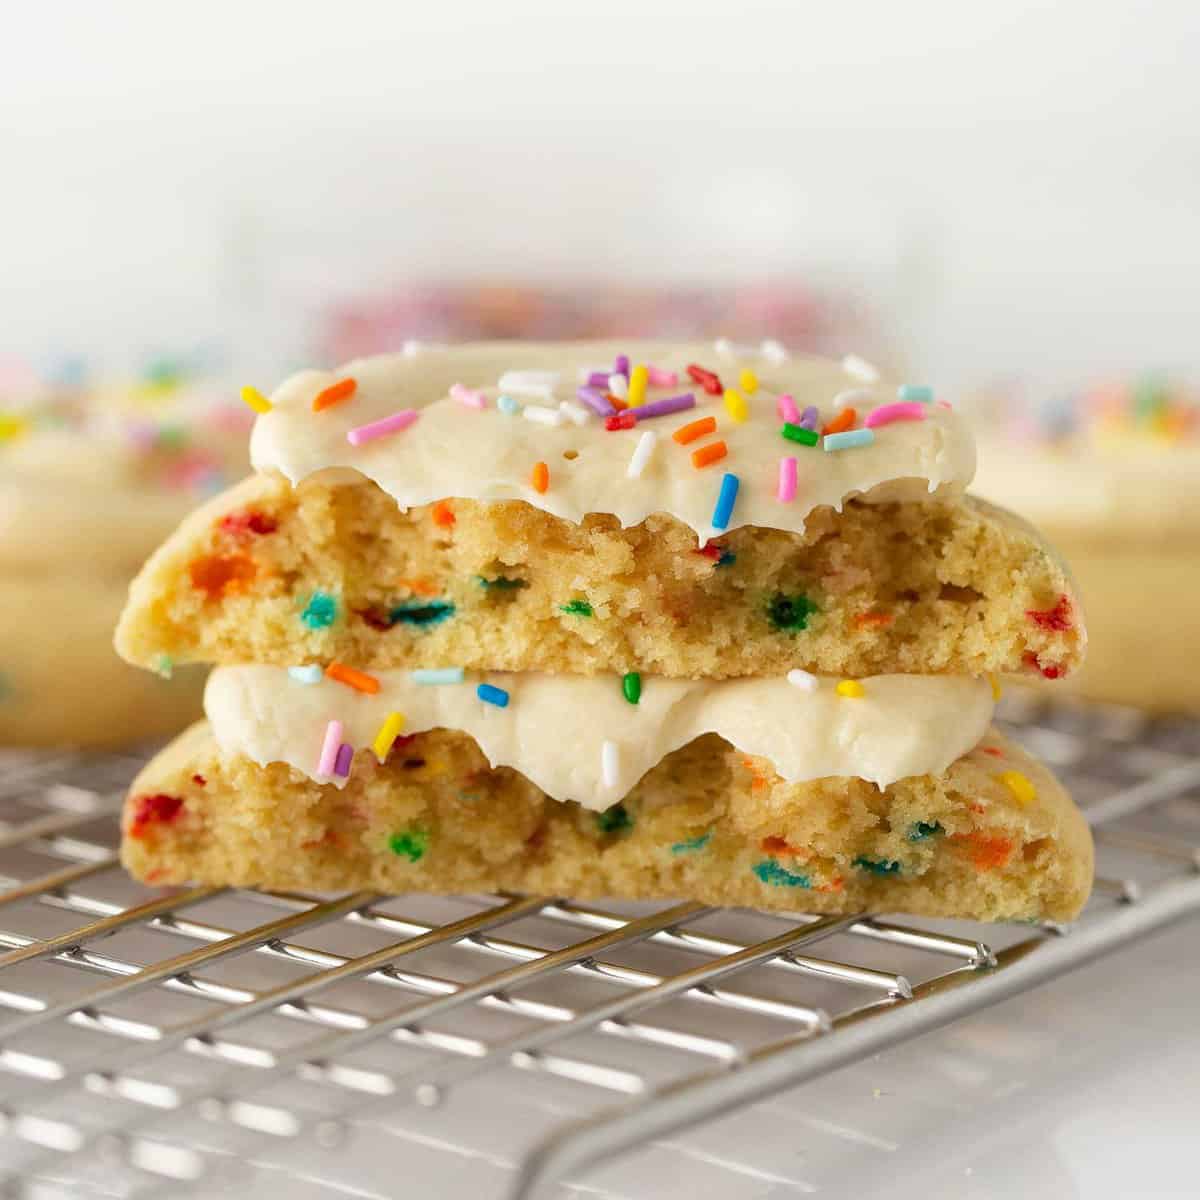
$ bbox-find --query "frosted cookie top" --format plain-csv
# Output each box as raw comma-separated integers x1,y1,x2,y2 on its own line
249,341,975,540
206,665,995,809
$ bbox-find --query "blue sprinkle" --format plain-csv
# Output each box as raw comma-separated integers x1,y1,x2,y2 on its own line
711,472,740,531
853,855,901,876
752,860,811,888
823,429,876,452
497,394,521,414
389,600,455,626
897,384,934,403
288,664,324,684
301,591,338,629
671,832,712,854
477,683,510,708
410,667,466,686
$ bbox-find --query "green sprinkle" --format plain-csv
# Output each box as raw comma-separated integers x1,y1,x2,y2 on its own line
561,598,593,617
716,550,737,568
780,423,819,447
853,855,901,876
622,672,642,705
476,575,528,590
767,592,818,632
908,820,945,842
301,590,338,629
389,600,455,626
388,829,429,862
154,654,174,680
671,831,712,854
752,860,811,888
595,803,632,834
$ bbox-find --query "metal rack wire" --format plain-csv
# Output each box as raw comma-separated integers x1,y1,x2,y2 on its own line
0,692,1197,1200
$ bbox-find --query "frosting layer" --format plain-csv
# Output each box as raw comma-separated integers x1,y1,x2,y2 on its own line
251,341,975,540
205,666,994,809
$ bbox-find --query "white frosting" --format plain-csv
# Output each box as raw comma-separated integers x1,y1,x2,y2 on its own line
251,341,975,540
205,666,994,809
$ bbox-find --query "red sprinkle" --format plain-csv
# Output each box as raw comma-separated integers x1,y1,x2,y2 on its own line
128,793,184,839
431,499,456,528
218,510,278,537
981,747,1004,758
191,774,207,786
694,543,724,560
605,412,637,431
686,364,723,395
953,831,1014,871
1026,594,1073,632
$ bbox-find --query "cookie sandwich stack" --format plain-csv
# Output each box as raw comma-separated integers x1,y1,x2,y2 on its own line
115,342,1092,919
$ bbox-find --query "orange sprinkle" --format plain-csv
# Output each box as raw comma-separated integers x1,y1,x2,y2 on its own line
854,611,893,629
822,407,857,436
981,746,1004,758
326,662,381,695
761,834,805,856
952,831,1014,871
672,416,718,445
607,394,629,411
395,576,441,597
691,440,728,469
431,499,456,528
188,552,257,600
312,377,357,412
531,461,550,493
817,875,845,894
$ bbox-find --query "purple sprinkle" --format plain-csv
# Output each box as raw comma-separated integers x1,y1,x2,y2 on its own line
586,371,611,388
334,742,353,778
799,405,820,430
632,392,696,421
577,386,616,417
614,354,630,380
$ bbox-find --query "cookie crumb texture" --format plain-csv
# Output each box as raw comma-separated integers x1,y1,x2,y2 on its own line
117,474,1084,680
123,723,1093,923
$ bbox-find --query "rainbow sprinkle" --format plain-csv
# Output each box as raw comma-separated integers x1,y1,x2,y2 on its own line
999,770,1037,807
671,831,712,854
601,740,620,788
753,860,811,888
776,456,798,503
781,423,819,447
410,667,465,685
626,431,658,479
301,591,338,629
450,382,487,409
288,665,323,685
333,743,353,778
346,409,419,446
842,354,880,382
691,441,728,469
836,680,865,699
497,394,521,415
777,394,800,424
628,364,649,407
372,711,407,762
576,386,616,417
824,429,875,452
317,719,343,776
711,472,739,531
608,373,629,399
647,366,678,387
723,389,749,423
622,672,641,704
632,392,695,421
672,416,716,445
312,377,357,412
326,662,381,694
865,402,925,429
787,669,818,692
530,461,550,493
477,683,509,708
897,384,934,403
739,368,759,394
240,385,272,414
389,829,428,861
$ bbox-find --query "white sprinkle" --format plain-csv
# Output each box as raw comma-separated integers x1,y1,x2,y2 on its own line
787,669,819,692
833,387,875,410
607,373,629,399
559,400,590,426
842,354,880,383
522,404,565,427
601,740,620,789
410,667,465,685
760,339,789,364
289,665,323,685
626,431,658,479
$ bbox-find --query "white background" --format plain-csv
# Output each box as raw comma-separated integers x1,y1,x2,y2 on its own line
2,0,1199,390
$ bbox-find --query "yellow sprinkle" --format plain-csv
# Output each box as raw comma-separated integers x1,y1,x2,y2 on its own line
723,388,749,422
0,413,29,441
240,385,273,414
628,364,649,407
372,711,406,763
989,673,1003,701
739,367,759,394
836,680,865,699
999,770,1037,807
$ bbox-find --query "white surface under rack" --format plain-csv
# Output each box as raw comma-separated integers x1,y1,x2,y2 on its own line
0,692,1198,1200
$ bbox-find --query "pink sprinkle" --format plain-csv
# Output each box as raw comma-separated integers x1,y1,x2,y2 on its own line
647,366,678,387
777,394,800,424
346,409,420,446
334,742,354,778
450,383,486,410
777,456,798,503
864,402,927,429
937,400,954,409
318,720,343,777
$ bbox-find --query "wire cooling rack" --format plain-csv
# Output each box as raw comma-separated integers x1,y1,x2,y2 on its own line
0,693,1198,1200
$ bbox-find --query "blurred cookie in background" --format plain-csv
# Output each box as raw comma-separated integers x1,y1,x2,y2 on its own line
972,374,1200,713
0,355,251,747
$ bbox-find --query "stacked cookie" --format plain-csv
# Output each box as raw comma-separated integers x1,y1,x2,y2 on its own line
115,343,1093,919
